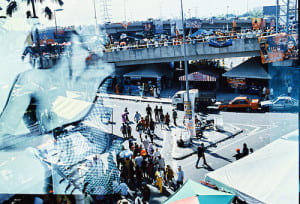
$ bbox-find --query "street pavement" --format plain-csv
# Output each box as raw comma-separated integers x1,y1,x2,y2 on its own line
102,95,298,203
0,92,297,203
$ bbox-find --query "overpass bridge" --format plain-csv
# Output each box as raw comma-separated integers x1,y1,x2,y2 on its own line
103,38,261,67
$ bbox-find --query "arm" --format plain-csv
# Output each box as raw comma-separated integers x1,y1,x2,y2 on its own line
0,72,34,136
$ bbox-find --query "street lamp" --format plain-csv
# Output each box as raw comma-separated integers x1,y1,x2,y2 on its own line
180,0,189,102
54,8,63,36
180,0,194,141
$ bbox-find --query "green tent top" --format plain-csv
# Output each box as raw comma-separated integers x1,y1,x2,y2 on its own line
164,179,235,204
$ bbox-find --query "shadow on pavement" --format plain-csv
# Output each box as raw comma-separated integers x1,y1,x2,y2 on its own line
205,149,232,163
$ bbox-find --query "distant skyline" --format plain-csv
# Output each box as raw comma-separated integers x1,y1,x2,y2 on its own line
0,0,276,29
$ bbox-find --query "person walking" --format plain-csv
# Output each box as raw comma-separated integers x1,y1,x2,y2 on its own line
159,112,164,129
172,109,178,126
165,165,174,188
136,121,144,141
149,119,155,134
154,105,159,122
176,166,184,190
134,111,141,123
195,143,208,168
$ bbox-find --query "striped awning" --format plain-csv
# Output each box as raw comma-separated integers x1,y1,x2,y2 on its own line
179,72,217,82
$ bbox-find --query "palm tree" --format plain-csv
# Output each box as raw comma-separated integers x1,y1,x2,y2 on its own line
6,0,64,19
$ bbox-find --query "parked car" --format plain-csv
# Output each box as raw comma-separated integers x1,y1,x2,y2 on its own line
218,96,260,112
260,96,299,112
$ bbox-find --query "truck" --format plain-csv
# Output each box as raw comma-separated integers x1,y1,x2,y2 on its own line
172,89,216,112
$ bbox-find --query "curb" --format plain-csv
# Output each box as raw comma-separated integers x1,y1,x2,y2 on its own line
173,129,243,160
103,94,172,104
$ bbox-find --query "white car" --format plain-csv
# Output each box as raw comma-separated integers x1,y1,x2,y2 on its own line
261,96,299,112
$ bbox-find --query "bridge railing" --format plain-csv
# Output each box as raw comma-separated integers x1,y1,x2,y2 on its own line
103,32,261,53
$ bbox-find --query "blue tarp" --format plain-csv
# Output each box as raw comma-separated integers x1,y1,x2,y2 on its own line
190,29,212,37
209,39,233,48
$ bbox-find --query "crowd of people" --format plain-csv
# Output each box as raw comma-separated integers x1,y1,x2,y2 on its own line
114,104,182,203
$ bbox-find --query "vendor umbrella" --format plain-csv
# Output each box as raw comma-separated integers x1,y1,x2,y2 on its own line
164,179,234,204
169,194,234,204
119,150,133,158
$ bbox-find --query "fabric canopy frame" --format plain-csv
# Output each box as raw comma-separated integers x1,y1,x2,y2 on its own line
204,130,299,204
179,72,217,82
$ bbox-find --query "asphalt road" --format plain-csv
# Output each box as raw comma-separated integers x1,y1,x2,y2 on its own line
103,98,298,203
0,98,297,202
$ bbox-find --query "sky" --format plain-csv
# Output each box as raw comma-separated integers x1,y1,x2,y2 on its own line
0,0,276,29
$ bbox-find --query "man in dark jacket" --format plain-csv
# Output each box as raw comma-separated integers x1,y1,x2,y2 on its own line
195,143,207,168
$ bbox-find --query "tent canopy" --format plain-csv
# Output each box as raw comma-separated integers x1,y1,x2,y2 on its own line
124,65,169,79
223,58,271,79
179,72,217,82
164,179,234,204
205,130,299,204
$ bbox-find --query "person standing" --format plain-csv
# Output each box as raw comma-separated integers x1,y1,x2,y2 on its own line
157,87,161,98
140,182,150,203
269,88,274,100
134,111,141,123
120,123,127,139
165,165,174,188
154,105,159,122
172,109,178,126
143,135,150,150
288,85,292,96
146,104,152,119
195,143,208,168
262,86,267,100
139,84,144,98
126,124,132,138
164,113,170,129
242,143,249,157
176,166,184,190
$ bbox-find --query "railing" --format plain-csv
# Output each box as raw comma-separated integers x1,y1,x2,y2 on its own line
103,32,262,53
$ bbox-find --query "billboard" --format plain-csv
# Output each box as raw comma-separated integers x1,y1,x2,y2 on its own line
252,18,263,30
263,6,279,16
259,33,299,64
